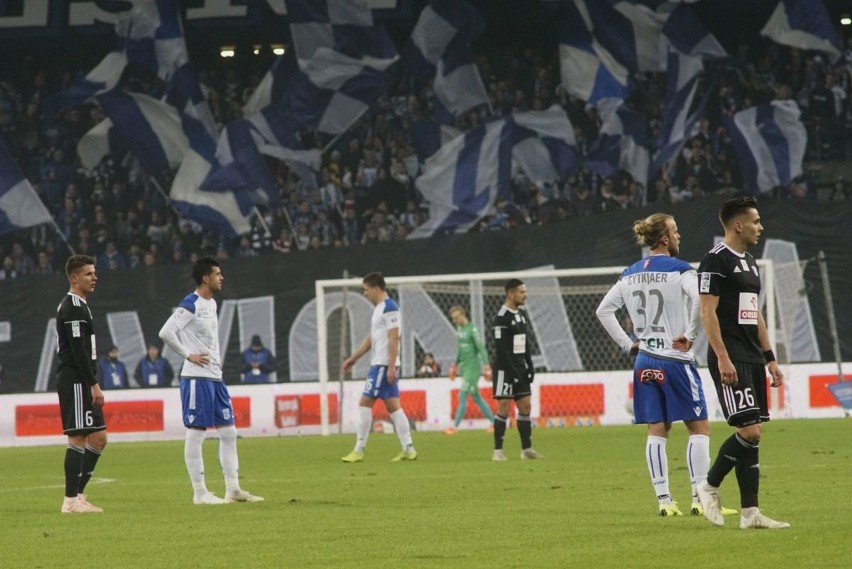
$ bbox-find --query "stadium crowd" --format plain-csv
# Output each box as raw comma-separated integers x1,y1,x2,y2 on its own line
0,33,850,280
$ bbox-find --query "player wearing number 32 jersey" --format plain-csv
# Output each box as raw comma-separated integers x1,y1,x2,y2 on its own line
597,213,725,518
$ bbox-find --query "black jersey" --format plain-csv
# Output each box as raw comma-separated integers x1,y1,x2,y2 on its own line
697,243,763,364
56,292,98,385
491,305,534,379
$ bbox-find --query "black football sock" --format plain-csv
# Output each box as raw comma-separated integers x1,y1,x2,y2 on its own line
517,414,532,450
77,444,103,494
64,444,85,498
493,415,508,450
733,434,760,508
706,433,746,487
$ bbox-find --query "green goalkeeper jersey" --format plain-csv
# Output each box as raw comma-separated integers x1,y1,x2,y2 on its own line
455,322,489,381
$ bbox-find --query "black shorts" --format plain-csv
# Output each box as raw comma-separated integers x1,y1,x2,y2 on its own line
708,359,768,427
57,379,107,436
492,368,532,401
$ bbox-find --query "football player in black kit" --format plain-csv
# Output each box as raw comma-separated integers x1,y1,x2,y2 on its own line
55,255,107,513
695,197,789,529
490,279,543,461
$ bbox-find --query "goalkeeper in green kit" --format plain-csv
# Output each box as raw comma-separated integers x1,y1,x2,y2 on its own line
445,306,495,434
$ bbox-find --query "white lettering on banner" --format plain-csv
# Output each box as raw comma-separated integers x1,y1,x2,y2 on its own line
2,0,398,29
0,0,49,28
738,292,759,325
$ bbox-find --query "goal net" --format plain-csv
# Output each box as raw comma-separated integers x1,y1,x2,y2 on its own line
314,262,781,435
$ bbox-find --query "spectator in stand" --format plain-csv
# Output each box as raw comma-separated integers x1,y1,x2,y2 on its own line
35,250,56,275
98,346,129,389
97,242,127,271
0,256,18,282
273,228,293,254
134,343,175,388
11,242,35,275
241,335,276,384
415,353,441,378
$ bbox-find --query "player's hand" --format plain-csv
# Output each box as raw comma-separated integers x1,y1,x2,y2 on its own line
483,364,492,381
187,353,209,366
387,366,398,384
528,370,535,384
629,342,639,356
342,356,356,372
768,361,784,387
718,358,738,385
91,384,104,407
671,335,693,352
448,363,457,381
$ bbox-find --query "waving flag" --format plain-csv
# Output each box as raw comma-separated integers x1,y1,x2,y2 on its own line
726,100,807,195
114,0,188,81
586,103,650,184
404,0,489,118
56,52,128,107
761,0,842,62
607,0,667,71
0,136,53,235
77,118,130,171
411,107,578,238
411,120,462,163
558,0,629,103
165,64,217,138
663,3,726,59
286,0,398,71
652,50,704,175
243,53,299,116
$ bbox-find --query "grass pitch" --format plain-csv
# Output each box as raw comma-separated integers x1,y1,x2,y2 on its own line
1,418,850,569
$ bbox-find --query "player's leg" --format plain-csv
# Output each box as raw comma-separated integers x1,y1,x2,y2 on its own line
180,378,225,504
343,367,383,461
211,382,263,502
58,381,103,513
515,391,542,459
646,421,678,515
452,390,468,428
385,378,416,461
470,389,495,423
491,370,513,460
77,428,107,511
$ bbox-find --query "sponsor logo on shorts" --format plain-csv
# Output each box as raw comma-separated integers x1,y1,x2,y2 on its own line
639,368,665,383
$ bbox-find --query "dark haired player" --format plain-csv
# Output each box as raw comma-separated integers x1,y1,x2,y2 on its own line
491,279,543,461
696,196,789,529
56,254,107,513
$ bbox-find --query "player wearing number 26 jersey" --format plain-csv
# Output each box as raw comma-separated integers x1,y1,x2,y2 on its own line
597,214,716,518
695,197,788,530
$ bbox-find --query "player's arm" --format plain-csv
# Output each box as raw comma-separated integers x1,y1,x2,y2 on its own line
758,311,784,387
595,284,638,354
342,335,371,371
699,293,737,385
471,326,492,380
673,270,700,352
159,307,208,366
386,326,400,384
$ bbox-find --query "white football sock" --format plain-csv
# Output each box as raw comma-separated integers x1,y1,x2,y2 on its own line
646,435,671,502
217,425,241,494
390,409,414,451
184,429,208,498
687,434,711,500
355,406,372,452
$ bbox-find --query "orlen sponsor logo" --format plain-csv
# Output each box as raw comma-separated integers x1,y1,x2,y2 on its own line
740,309,759,320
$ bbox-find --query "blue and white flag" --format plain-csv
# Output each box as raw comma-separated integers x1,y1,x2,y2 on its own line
0,136,53,235
243,53,299,116
411,120,462,163
586,103,650,184
286,0,398,71
57,52,128,107
510,106,579,187
663,3,726,59
114,0,188,81
165,64,217,138
77,118,129,171
607,1,668,71
411,107,578,237
761,0,842,62
170,126,252,237
652,50,704,175
558,0,629,104
95,91,191,175
404,0,489,117
287,48,392,135
726,100,807,195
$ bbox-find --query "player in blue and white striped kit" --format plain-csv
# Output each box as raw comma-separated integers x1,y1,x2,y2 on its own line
597,213,735,518
159,257,263,505
341,272,417,463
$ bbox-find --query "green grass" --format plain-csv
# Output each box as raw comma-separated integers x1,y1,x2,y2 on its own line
1,419,850,569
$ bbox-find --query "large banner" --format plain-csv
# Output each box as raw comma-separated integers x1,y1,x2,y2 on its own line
0,0,400,38
0,196,850,393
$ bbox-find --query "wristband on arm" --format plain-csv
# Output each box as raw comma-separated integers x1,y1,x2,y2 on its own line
764,349,776,363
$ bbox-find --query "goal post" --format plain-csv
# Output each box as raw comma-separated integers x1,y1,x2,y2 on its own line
315,262,778,435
